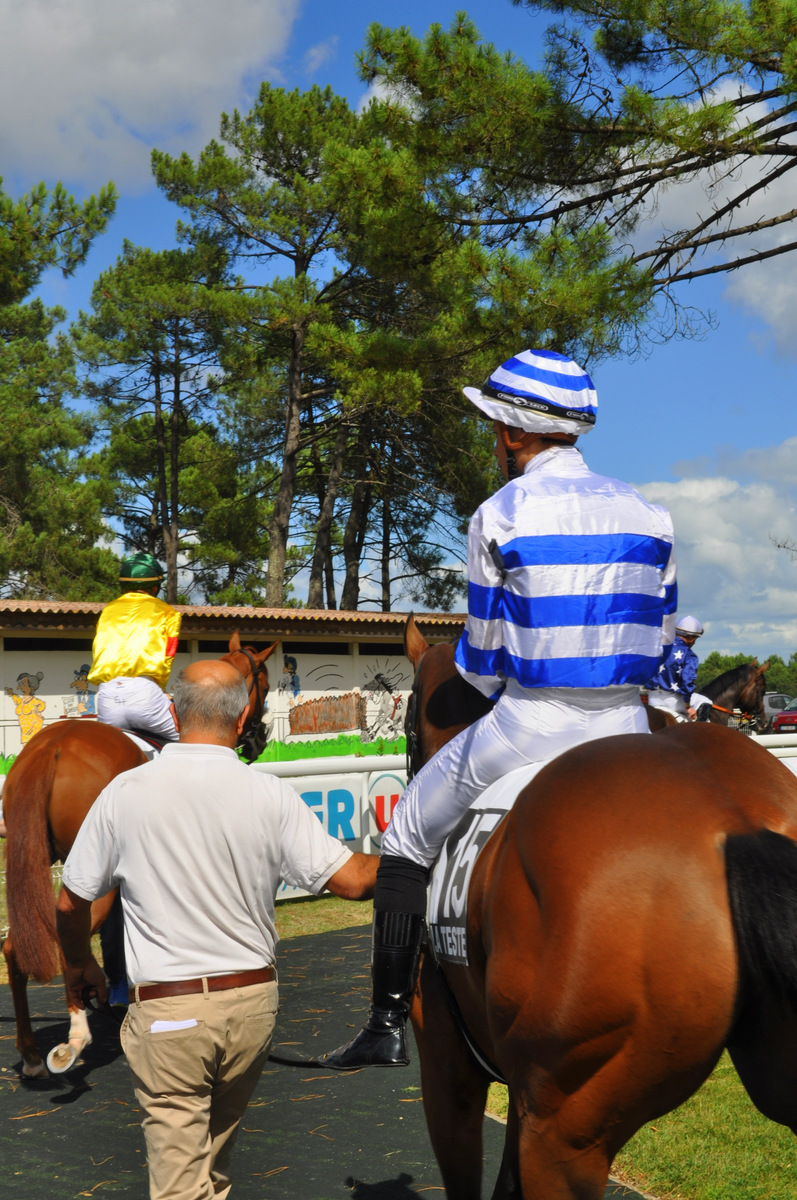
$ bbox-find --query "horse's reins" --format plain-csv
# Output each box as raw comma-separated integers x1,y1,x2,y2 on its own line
708,703,756,719
405,655,425,783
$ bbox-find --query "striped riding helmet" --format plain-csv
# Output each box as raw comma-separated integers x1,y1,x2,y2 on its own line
463,349,597,436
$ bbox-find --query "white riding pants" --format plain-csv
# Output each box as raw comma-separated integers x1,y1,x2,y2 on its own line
97,677,177,740
383,685,649,868
646,690,689,719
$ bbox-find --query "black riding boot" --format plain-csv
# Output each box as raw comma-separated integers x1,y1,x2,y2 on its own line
320,908,425,1070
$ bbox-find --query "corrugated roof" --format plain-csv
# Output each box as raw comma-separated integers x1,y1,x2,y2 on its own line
0,599,465,640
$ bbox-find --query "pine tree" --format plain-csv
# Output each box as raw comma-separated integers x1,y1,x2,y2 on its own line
0,178,117,599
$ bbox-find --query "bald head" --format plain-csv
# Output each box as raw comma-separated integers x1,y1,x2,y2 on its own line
172,660,249,742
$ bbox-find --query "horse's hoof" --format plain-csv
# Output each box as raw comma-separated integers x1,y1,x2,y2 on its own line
46,1042,78,1074
21,1059,48,1079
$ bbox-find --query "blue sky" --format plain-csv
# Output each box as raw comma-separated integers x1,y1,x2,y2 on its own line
3,0,797,661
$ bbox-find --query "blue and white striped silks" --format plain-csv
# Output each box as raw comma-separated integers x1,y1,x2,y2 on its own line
464,349,598,436
487,349,597,426
454,446,677,698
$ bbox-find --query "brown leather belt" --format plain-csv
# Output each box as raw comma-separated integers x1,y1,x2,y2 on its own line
129,966,276,1003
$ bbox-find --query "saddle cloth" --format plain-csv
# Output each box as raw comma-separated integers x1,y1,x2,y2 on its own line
427,761,547,966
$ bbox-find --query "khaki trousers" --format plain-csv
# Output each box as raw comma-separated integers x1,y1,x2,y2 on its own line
121,980,279,1200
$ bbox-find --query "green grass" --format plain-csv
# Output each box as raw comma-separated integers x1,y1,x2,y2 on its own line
613,1054,797,1200
487,1054,797,1200
274,892,373,939
254,734,405,762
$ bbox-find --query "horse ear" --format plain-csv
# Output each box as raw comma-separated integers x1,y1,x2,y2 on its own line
228,631,241,653
259,641,280,663
759,661,770,674
404,614,429,669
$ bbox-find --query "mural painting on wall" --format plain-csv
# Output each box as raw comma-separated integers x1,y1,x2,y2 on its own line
265,655,411,750
277,655,301,700
65,663,96,716
362,668,407,741
5,671,46,744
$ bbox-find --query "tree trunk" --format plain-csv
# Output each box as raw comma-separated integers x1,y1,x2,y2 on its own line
324,544,336,609
264,324,304,607
163,323,181,604
340,439,373,612
307,420,348,609
151,355,179,601
380,480,391,613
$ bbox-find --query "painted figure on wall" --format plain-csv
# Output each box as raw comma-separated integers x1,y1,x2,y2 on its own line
278,655,301,700
363,671,406,741
5,671,46,743
69,664,96,715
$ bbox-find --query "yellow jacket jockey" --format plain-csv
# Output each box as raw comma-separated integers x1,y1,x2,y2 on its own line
89,553,181,739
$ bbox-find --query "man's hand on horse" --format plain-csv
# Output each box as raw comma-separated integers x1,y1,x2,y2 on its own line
64,958,107,1010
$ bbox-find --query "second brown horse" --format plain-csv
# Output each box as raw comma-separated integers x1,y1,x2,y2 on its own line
2,633,277,1077
404,617,797,1199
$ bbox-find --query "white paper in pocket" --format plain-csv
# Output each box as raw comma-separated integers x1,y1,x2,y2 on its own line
149,1019,198,1033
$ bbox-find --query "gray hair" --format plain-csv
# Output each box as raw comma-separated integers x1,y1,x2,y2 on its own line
172,667,249,733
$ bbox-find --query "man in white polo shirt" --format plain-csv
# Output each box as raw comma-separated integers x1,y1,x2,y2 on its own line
56,658,377,1200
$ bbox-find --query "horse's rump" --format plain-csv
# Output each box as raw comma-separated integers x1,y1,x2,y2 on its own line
5,739,62,980
5,721,145,981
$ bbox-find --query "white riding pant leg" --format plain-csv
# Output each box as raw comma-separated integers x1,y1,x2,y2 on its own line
646,690,689,720
97,677,177,740
383,685,649,868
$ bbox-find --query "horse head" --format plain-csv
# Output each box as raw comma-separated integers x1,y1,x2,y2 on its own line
222,632,279,761
738,660,770,731
403,614,494,778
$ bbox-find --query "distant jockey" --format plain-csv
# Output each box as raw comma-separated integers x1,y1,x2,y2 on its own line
321,347,678,1072
645,614,711,720
88,553,181,740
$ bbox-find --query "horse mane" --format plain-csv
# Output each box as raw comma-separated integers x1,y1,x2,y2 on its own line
5,747,63,981
702,663,757,707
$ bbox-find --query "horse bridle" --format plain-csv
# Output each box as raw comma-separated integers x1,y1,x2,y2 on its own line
702,672,766,729
405,656,425,783
232,646,271,763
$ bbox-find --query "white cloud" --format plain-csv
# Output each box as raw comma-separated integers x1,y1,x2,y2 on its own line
639,472,797,660
0,0,300,193
356,75,417,116
304,37,339,76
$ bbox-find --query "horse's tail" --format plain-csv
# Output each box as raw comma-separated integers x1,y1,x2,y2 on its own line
725,829,797,1018
5,748,62,981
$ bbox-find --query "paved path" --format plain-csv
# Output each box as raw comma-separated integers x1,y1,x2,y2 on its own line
0,927,647,1198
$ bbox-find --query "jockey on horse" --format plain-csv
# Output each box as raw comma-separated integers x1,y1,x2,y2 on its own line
645,614,712,721
88,551,182,743
0,552,177,838
87,551,182,1002
322,348,678,1071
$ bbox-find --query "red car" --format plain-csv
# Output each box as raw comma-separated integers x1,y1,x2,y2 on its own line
772,697,797,733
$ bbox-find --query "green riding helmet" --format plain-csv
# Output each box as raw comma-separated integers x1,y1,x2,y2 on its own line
119,551,165,593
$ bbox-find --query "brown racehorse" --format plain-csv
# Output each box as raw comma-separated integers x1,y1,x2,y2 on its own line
2,632,278,1078
403,616,797,1200
644,660,769,732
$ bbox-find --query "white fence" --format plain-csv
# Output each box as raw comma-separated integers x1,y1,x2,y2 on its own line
250,756,408,901
4,733,797,933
